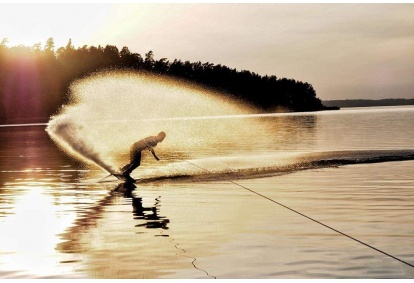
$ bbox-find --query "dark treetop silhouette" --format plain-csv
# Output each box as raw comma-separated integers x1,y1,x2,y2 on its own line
0,38,329,123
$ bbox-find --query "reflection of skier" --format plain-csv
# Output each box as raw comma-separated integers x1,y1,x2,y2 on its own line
120,131,166,179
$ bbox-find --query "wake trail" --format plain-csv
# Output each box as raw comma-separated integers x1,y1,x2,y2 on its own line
128,149,414,184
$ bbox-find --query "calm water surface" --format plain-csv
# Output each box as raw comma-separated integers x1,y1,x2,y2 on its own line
0,106,413,278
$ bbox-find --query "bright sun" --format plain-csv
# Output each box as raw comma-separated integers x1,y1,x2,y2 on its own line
0,3,113,48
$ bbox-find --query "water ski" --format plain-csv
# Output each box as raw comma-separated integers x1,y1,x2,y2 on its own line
112,173,136,183
99,172,136,183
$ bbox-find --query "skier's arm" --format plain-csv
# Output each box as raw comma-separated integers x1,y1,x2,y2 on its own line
149,147,160,161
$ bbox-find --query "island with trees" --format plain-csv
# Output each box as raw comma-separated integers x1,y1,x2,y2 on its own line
0,38,332,124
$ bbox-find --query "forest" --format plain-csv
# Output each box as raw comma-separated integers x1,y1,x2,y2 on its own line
0,38,327,123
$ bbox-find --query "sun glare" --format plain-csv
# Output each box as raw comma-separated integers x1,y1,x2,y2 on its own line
0,186,77,277
0,3,113,48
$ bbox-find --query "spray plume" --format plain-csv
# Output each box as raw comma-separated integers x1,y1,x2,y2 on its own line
46,70,259,174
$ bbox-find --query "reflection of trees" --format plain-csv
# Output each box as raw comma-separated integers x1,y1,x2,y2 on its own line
0,37,324,123
0,126,81,170
0,126,82,215
263,115,318,151
198,114,318,154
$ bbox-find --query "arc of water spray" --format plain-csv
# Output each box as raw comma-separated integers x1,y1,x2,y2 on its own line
46,116,118,174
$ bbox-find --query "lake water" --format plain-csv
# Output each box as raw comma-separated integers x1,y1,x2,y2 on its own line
0,105,413,278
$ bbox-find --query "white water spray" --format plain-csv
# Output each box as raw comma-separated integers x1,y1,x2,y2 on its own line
46,70,259,175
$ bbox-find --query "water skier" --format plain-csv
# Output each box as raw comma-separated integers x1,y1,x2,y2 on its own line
119,131,166,182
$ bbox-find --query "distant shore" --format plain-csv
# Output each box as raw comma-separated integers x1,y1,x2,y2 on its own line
323,98,414,108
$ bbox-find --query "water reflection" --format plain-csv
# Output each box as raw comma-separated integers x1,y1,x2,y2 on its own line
113,182,170,232
2,107,413,278
0,114,335,277
58,182,170,255
0,182,82,278
54,181,173,279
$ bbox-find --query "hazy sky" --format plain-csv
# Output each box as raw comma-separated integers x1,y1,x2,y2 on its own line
1,3,413,100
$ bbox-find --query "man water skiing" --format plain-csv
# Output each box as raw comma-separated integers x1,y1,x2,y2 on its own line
118,131,166,182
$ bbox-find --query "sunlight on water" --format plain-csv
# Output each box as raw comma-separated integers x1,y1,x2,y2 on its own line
0,185,79,278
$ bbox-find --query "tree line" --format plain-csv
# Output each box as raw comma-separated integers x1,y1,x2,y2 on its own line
0,38,326,123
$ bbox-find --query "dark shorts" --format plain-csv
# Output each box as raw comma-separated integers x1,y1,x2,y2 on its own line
123,151,142,175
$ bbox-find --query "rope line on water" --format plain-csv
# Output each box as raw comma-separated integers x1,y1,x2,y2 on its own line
183,159,414,269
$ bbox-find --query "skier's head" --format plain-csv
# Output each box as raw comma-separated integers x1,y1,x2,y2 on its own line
157,131,166,142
